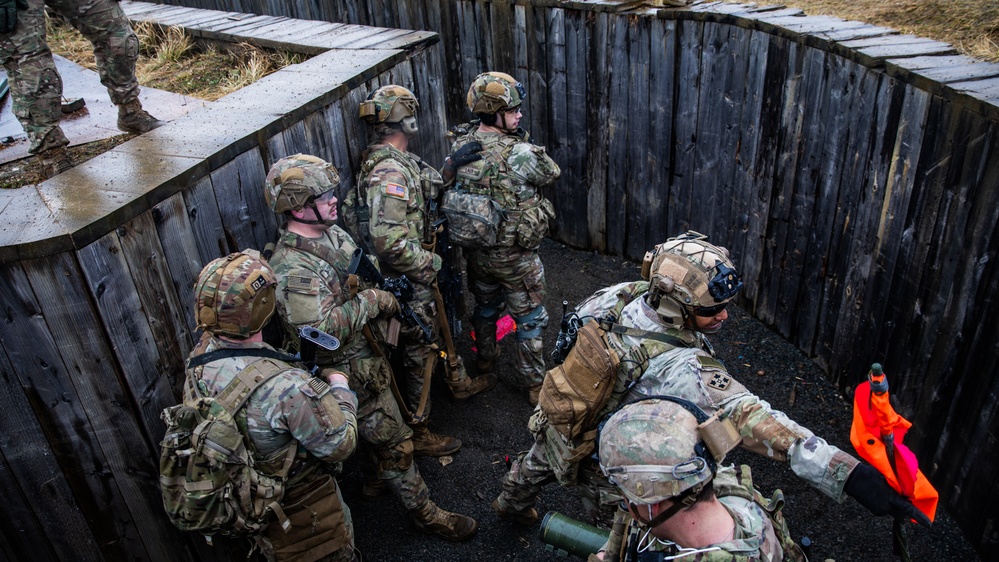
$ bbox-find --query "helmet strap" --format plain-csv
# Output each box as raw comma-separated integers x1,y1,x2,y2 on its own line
293,200,337,227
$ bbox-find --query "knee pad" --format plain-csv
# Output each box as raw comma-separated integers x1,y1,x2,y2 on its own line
376,439,414,474
514,305,548,341
108,30,139,59
474,297,505,322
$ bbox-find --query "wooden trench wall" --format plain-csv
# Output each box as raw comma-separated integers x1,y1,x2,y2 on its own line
0,5,450,560
157,0,999,554
0,0,997,558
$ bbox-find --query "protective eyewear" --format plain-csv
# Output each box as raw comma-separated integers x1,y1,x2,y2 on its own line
315,189,337,204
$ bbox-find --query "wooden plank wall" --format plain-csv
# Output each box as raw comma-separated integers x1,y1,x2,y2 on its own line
0,49,441,560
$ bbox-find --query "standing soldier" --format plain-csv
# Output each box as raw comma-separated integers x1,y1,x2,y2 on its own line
444,71,561,405
263,154,478,542
183,250,359,561
492,232,930,534
0,0,164,177
343,84,496,455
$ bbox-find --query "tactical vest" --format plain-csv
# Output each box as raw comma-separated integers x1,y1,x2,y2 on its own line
343,144,442,253
452,131,555,248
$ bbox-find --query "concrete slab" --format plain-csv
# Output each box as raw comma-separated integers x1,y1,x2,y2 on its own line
0,55,207,165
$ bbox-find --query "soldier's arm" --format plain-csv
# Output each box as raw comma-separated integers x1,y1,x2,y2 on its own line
699,363,859,501
508,141,562,188
278,261,382,343
367,163,440,284
275,370,358,463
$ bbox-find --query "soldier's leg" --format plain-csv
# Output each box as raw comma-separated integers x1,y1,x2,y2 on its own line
359,387,475,541
492,440,555,525
500,249,548,401
1,0,69,157
467,249,505,374
49,0,162,131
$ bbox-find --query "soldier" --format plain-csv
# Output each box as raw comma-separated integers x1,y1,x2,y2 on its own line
445,71,561,405
0,0,164,178
493,231,930,534
343,84,496,452
596,398,804,562
263,154,478,542
185,250,359,561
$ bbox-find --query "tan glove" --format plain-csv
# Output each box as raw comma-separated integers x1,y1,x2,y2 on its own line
360,288,400,318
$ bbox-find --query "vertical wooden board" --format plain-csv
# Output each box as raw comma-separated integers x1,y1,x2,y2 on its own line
646,18,677,251
624,15,652,260
321,99,358,204
474,1,493,70
791,51,852,355
209,148,274,253
152,193,203,354
513,4,529,101
184,175,230,261
266,129,290,164
432,0,465,126
730,28,770,302
688,22,728,237
411,46,450,167
116,211,194,401
301,109,338,165
21,253,167,561
457,1,482,99
546,8,569,242
76,232,178,442
604,14,630,256
489,0,514,73
526,4,549,147
667,19,703,241
340,86,374,180
0,319,99,561
585,12,610,252
560,9,589,248
279,121,311,160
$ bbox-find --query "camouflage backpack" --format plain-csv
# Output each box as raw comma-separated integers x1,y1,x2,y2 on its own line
159,355,298,541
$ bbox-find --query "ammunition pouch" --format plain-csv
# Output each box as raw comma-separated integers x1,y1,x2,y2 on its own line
440,189,504,247
513,196,555,250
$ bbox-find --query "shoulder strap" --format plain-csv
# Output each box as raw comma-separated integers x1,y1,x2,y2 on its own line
599,322,687,348
215,358,296,414
186,348,299,370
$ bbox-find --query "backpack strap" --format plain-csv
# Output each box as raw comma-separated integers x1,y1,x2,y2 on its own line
215,358,296,414
599,322,687,348
186,348,300,370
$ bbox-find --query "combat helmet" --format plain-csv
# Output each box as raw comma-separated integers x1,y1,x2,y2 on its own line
359,85,420,136
194,250,277,339
599,398,717,524
640,231,743,332
466,71,526,116
264,154,340,224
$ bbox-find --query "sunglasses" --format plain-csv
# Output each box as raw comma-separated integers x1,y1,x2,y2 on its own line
693,302,728,318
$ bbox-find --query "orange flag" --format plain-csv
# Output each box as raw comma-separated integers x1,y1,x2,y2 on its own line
850,364,938,522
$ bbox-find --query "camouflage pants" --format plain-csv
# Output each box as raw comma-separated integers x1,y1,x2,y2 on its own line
333,357,430,513
397,282,469,419
467,245,548,388
497,415,621,526
0,0,140,153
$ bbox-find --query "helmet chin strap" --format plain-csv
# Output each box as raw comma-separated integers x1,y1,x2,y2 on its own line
292,200,337,226
498,110,517,134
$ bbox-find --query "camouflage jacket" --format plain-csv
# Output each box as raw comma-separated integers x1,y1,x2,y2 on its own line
268,225,384,366
451,125,560,248
184,334,358,480
344,142,441,285
619,465,799,562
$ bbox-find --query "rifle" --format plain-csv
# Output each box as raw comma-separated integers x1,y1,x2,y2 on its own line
347,247,433,343
297,325,340,376
551,300,583,365
432,216,465,341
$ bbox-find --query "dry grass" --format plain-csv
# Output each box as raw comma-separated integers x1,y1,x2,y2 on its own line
723,0,999,62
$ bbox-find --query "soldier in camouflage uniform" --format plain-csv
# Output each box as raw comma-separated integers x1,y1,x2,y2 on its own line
263,154,478,542
447,71,561,405
596,399,804,562
343,85,496,455
0,0,164,177
493,232,930,533
185,250,359,561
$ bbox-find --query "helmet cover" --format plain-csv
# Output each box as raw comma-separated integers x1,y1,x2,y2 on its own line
264,154,341,214
194,250,277,339
466,71,527,115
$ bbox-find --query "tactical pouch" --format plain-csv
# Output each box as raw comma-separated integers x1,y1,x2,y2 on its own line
265,473,351,561
539,320,619,440
440,189,503,247
515,197,555,250
698,414,741,462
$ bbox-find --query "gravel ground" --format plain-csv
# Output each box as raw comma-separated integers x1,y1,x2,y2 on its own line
342,238,979,562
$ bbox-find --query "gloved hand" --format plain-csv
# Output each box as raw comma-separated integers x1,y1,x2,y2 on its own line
443,141,483,176
0,0,23,35
844,464,932,528
360,288,399,318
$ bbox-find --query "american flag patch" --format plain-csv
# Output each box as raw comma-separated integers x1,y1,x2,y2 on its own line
385,182,407,199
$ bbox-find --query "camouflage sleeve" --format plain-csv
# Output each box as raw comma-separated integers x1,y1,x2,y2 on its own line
276,259,378,344
366,162,440,285
508,141,561,189
260,370,358,463
574,282,636,321
696,358,858,502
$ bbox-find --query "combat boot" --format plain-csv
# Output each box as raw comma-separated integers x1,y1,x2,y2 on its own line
527,383,542,407
117,100,166,133
410,424,462,457
451,373,497,400
37,146,73,179
411,500,478,541
491,498,539,526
